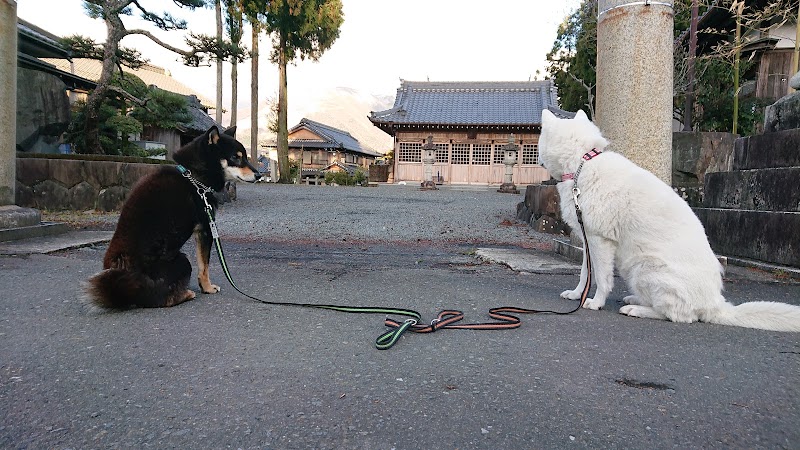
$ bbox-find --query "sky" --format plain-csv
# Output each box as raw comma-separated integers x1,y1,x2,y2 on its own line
18,0,581,121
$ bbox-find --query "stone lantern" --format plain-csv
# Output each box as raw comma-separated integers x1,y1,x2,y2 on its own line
497,134,519,194
420,135,438,190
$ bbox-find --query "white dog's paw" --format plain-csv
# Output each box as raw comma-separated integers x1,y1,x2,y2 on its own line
623,295,639,305
582,298,604,310
619,305,636,316
560,289,581,300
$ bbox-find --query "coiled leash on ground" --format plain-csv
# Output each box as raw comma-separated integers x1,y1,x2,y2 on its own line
178,164,593,350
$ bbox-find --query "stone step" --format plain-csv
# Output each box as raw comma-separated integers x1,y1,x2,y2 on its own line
0,205,41,228
693,208,800,268
0,221,70,242
703,166,800,212
0,229,112,255
733,128,800,170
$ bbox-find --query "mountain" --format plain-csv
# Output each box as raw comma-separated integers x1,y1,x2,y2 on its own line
227,87,395,155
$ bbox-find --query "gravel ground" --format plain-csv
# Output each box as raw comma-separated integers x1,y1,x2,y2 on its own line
217,183,553,248
44,182,555,248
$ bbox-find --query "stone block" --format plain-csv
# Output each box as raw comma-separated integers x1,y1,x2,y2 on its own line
88,161,122,188
70,181,98,210
214,180,237,204
15,181,33,208
97,186,128,212
524,184,561,218
121,163,160,187
50,159,85,188
694,208,800,268
16,158,49,186
733,129,800,170
703,168,800,212
33,179,69,211
532,214,569,235
672,132,736,187
763,92,800,133
673,186,703,208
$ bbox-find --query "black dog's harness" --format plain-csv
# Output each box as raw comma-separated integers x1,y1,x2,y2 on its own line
176,162,596,350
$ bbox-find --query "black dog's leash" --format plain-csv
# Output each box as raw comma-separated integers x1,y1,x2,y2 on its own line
176,164,593,350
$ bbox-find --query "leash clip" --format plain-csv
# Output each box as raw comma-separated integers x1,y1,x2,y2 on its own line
572,187,581,210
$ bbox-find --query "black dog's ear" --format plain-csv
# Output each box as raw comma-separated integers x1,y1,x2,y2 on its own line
206,126,220,145
223,126,237,138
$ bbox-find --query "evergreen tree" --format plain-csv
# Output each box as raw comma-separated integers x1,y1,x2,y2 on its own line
69,0,208,154
243,0,344,183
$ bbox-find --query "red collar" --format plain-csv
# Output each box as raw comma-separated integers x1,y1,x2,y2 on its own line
561,149,602,181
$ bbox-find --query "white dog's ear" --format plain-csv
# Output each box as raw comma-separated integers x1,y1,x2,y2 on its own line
574,110,588,121
541,109,554,124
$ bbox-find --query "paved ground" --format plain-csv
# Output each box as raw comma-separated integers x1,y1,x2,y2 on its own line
1,183,799,449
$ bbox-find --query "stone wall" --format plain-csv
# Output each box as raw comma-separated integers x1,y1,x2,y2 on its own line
15,157,164,211
693,129,800,267
672,131,737,206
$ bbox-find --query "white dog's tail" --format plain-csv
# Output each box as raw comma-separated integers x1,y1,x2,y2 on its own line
707,301,800,332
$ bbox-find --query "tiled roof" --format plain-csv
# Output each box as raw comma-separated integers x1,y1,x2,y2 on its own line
322,161,360,176
40,58,215,107
178,95,221,134
369,80,558,127
289,118,381,157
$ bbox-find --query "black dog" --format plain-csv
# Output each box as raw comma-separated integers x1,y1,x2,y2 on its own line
86,126,261,308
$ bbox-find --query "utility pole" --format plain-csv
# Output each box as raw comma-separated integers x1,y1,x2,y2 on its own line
596,0,675,183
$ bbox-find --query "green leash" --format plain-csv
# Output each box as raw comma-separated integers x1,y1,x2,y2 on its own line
176,165,591,350
177,164,421,349
209,208,421,350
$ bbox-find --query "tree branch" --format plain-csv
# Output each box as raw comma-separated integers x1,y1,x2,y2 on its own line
125,28,195,58
106,85,148,107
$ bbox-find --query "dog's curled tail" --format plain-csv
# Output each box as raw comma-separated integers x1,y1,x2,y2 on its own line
707,301,800,332
85,268,159,309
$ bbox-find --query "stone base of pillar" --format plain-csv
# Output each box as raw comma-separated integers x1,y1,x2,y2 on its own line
0,205,41,229
420,180,438,190
497,183,519,194
0,205,71,243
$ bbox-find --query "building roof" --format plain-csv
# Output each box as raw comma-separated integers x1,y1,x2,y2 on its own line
177,95,221,135
321,161,360,176
369,80,559,134
287,118,382,157
17,19,97,91
674,0,797,53
40,57,215,107
17,19,69,59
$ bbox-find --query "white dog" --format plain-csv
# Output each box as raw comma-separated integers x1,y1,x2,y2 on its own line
538,109,800,332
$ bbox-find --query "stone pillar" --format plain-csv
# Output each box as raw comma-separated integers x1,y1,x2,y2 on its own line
420,135,437,190
497,134,519,194
595,0,674,184
1,0,18,205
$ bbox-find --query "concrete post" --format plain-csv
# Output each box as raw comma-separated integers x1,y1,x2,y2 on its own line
595,0,674,184
1,0,18,206
497,134,519,194
420,135,437,190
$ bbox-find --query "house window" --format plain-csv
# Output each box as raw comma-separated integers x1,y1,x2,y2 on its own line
472,144,491,165
435,143,449,163
451,144,470,165
493,144,505,164
521,144,539,165
398,142,422,162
